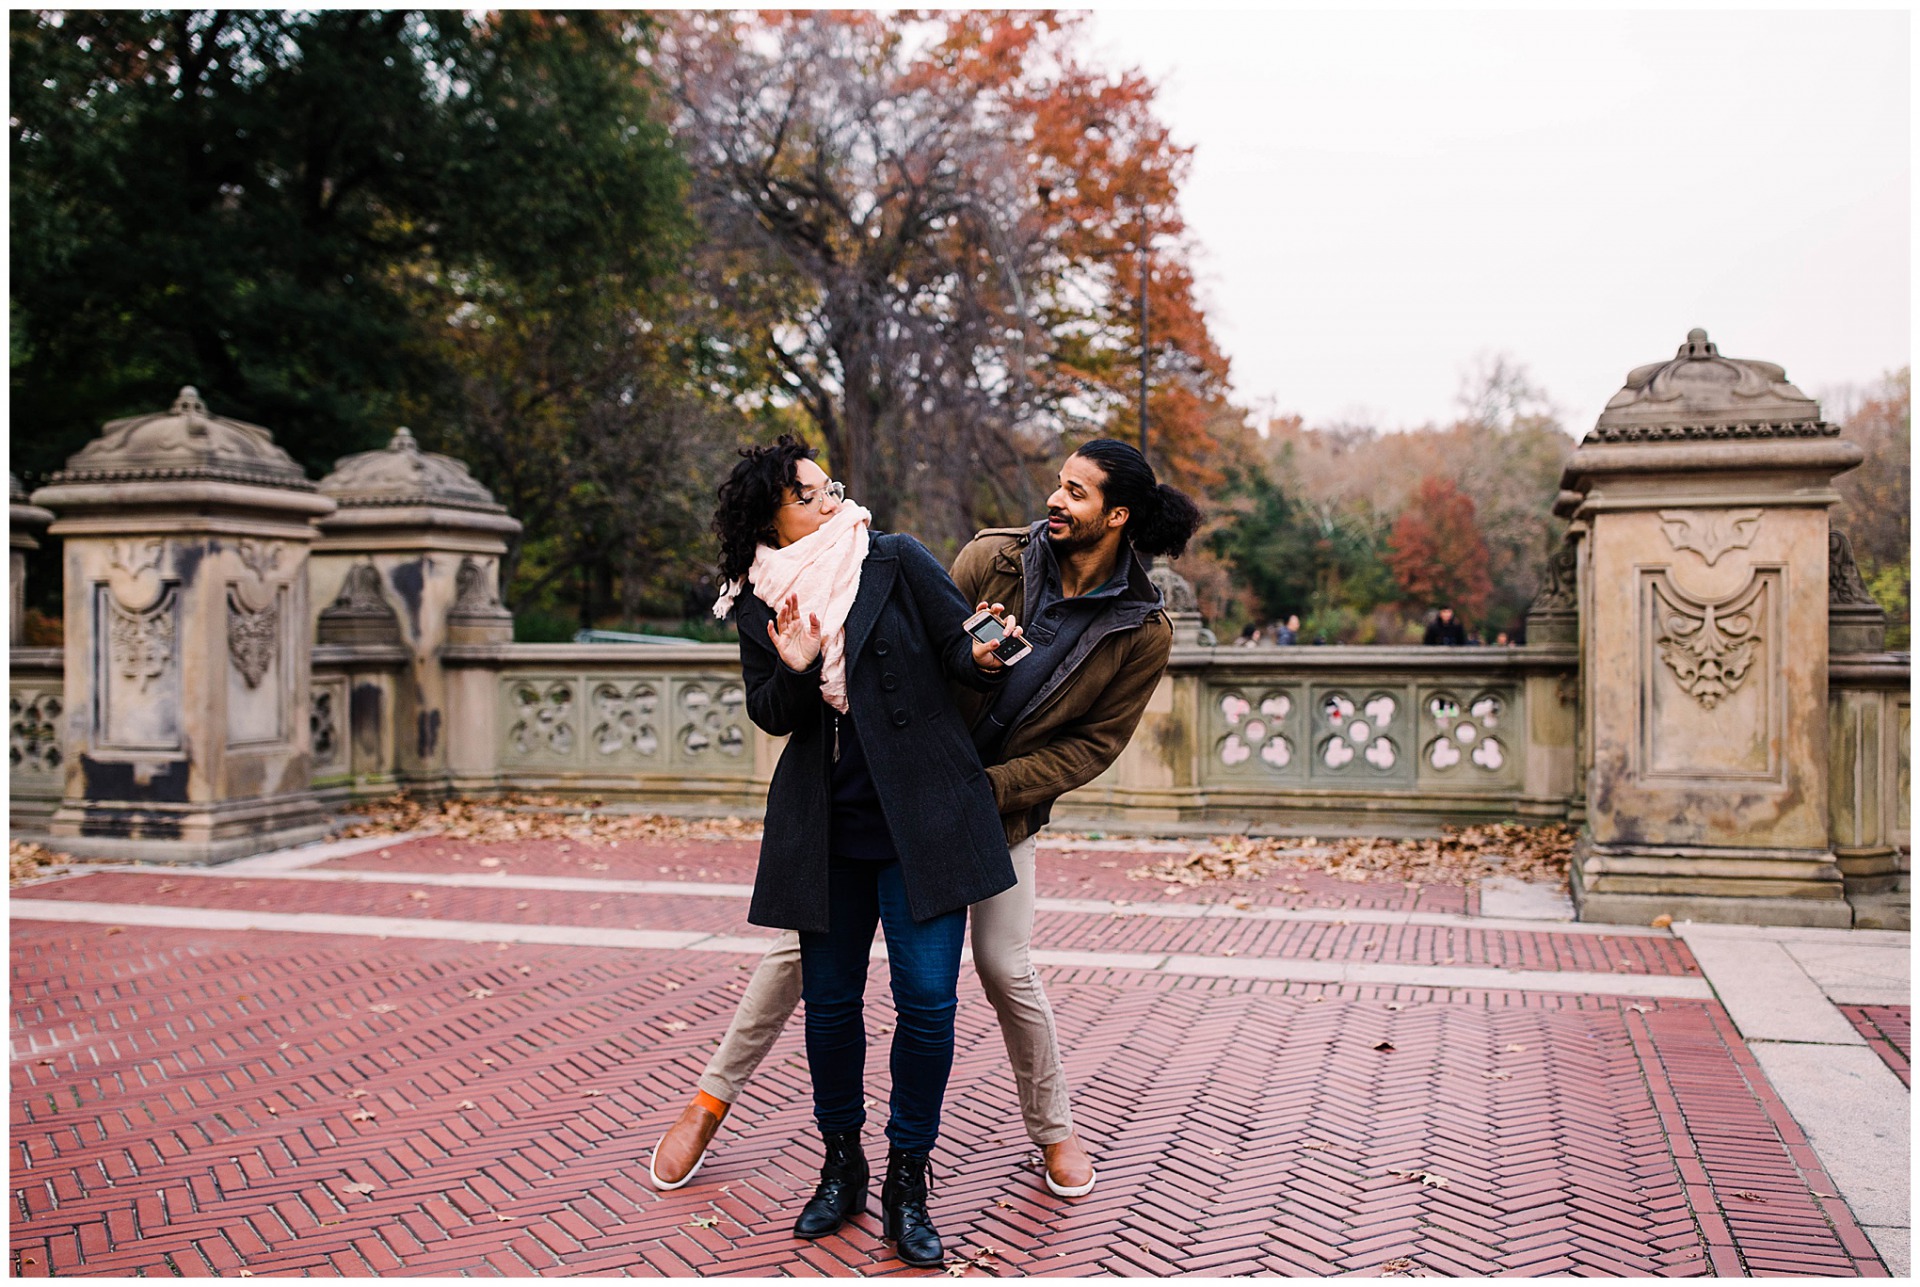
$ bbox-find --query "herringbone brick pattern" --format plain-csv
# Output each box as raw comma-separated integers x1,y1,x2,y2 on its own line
11,859,1885,1279
1838,1005,1910,1088
323,837,1474,915
18,869,1689,977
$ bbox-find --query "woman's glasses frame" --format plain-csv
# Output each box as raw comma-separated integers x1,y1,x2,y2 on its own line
783,480,846,510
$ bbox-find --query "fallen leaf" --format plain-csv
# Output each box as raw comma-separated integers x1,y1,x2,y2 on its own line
1387,1167,1451,1189
467,988,493,1000
368,1004,397,1014
662,1021,688,1033
689,1215,718,1228
1229,897,1253,910
1627,1004,1653,1014
36,1058,54,1066
1732,1190,1765,1202
1373,1040,1395,1052
1650,914,1673,929
515,902,530,911
1385,1002,1404,1011
237,1272,254,1278
342,1182,376,1195
1483,1071,1511,1081
583,1090,603,1098
1502,1044,1527,1053
1303,1141,1336,1151
408,890,429,902
479,858,502,868
458,1100,478,1110
496,1213,513,1222
943,1264,969,1277
346,1089,368,1099
350,1111,376,1122
662,981,682,991
106,926,127,936
1381,1257,1416,1276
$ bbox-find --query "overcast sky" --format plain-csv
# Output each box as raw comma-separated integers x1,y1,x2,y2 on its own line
1087,8,1910,436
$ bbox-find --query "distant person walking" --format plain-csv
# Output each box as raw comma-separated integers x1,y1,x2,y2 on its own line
1423,605,1468,646
1273,614,1299,646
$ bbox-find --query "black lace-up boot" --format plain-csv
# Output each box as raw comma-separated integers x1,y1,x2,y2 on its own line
880,1148,942,1267
793,1130,868,1239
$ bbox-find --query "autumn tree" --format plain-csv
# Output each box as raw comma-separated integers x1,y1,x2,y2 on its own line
1386,476,1494,625
1830,367,1910,647
659,10,1233,549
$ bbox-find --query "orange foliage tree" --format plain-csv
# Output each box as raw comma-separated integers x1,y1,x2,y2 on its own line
661,10,1232,548
1385,476,1494,625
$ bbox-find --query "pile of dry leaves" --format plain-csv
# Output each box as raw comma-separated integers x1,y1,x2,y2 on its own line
9,839,68,886
1131,822,1577,890
339,793,763,847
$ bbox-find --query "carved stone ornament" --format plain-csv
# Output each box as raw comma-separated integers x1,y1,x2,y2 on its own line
1652,571,1765,711
318,561,403,645
450,557,510,618
110,589,176,693
1586,329,1837,443
1146,554,1199,614
1657,508,1762,568
49,386,315,490
1828,531,1877,606
310,689,339,766
107,538,167,610
227,588,280,688
1531,538,1579,611
319,426,509,514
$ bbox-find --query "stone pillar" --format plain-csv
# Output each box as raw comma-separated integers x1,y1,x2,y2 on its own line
1561,330,1863,926
11,472,54,645
312,428,520,797
30,387,337,861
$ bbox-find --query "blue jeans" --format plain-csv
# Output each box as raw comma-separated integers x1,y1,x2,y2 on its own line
799,855,967,1153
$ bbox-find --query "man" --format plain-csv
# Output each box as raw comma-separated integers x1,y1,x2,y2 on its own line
649,438,1202,1207
1423,604,1468,646
1273,613,1300,646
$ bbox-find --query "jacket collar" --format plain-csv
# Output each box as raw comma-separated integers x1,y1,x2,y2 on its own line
1017,519,1164,623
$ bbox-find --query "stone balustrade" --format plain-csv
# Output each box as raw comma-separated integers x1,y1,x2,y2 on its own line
8,330,1910,925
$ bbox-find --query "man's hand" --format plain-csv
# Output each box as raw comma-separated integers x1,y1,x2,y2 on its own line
970,601,1025,671
768,593,823,670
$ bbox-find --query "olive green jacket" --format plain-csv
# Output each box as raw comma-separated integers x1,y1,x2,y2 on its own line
949,522,1175,846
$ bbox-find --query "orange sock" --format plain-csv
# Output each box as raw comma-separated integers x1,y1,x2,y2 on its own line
694,1090,731,1120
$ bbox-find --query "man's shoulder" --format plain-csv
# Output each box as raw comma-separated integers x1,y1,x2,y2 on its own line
954,526,1033,575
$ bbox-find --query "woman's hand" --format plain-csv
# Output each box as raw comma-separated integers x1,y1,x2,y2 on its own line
768,593,823,670
969,601,1025,672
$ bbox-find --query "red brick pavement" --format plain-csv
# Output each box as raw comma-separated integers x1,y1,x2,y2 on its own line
321,836,1476,916
1838,1005,1911,1089
10,854,1886,1279
18,869,1693,977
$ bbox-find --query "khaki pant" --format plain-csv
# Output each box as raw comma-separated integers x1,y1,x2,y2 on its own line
696,834,1074,1145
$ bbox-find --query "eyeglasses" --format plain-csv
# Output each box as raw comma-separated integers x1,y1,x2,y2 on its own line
783,480,845,509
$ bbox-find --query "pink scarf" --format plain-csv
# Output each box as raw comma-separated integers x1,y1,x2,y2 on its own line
713,501,872,712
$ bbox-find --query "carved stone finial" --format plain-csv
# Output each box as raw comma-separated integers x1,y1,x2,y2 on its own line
48,385,313,490
1585,329,1835,444
1828,530,1888,654
318,427,506,513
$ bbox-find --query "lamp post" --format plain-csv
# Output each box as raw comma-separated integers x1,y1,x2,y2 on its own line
1137,209,1150,464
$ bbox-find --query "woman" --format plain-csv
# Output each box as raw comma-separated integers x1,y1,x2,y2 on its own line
709,436,1016,1268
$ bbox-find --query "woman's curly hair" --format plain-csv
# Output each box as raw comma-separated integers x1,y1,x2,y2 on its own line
713,435,815,583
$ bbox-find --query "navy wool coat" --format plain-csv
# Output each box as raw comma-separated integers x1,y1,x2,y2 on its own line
736,532,1017,933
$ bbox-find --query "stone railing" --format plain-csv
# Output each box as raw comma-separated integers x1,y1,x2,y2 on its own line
1053,644,1580,833
8,646,64,833
292,639,1583,834
1827,652,1911,928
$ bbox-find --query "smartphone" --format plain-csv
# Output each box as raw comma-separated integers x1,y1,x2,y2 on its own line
963,607,1032,665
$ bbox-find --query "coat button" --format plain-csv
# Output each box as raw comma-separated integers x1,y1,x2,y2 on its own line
892,709,910,727
882,674,899,691
874,638,891,655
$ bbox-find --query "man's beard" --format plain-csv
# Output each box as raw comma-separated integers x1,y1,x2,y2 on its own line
1045,508,1108,554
